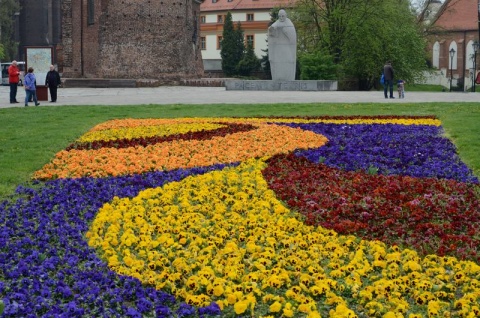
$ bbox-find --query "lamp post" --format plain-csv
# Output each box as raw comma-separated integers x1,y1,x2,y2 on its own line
473,41,479,92
449,48,456,92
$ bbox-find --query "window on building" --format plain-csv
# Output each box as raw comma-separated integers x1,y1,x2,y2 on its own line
432,41,440,69
217,15,223,23
217,36,223,50
246,35,254,48
200,15,206,24
247,13,254,21
449,41,458,70
213,0,217,2
201,37,206,50
87,0,94,25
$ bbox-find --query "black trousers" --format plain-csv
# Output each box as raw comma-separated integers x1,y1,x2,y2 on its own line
10,83,18,102
49,85,58,102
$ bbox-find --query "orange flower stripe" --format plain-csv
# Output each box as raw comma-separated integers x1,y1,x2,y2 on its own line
33,123,328,179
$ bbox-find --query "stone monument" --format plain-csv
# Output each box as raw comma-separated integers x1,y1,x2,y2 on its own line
225,9,337,91
267,9,297,81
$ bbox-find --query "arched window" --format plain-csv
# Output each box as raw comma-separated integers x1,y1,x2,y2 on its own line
432,42,440,68
466,40,475,70
449,42,458,70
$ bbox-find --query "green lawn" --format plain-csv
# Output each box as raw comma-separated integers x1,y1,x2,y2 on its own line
0,102,479,200
404,84,445,92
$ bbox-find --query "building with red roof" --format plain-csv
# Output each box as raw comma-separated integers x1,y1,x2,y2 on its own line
423,0,479,90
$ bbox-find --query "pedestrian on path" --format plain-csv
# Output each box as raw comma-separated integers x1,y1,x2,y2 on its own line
24,67,40,107
8,60,20,104
383,61,395,99
45,65,61,102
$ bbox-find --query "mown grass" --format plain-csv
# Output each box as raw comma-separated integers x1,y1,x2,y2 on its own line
404,84,445,92
0,102,479,200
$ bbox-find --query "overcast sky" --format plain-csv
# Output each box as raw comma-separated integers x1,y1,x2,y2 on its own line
410,0,444,12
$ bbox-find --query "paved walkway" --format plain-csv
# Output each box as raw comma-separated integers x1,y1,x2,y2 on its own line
1,85,479,108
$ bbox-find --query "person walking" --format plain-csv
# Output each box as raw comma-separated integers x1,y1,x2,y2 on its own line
45,65,61,102
24,67,40,107
8,60,21,104
383,61,395,99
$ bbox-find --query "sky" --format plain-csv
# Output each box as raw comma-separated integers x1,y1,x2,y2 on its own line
410,0,444,12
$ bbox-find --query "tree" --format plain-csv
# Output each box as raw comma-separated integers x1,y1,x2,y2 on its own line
0,0,20,61
341,0,427,89
293,0,427,89
221,12,245,77
298,51,338,80
237,42,261,77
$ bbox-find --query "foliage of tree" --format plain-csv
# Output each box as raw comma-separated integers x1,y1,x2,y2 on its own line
0,0,20,61
298,51,338,80
237,42,261,76
292,0,427,89
221,13,245,77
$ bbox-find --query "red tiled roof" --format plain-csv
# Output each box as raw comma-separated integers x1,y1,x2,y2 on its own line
201,0,294,12
433,0,478,30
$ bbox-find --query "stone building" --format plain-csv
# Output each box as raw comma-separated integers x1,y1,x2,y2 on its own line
15,0,62,62
61,0,205,83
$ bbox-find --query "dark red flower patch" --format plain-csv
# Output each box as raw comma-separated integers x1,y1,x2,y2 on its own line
263,153,480,262
66,122,256,150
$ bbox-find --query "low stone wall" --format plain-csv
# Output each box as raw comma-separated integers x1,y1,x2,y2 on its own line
62,78,136,88
225,80,338,91
62,78,231,88
180,78,226,87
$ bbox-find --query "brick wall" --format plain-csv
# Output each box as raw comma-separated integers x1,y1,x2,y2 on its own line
62,0,204,82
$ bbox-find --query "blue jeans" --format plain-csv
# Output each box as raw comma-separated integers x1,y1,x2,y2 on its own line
25,90,38,106
384,79,394,98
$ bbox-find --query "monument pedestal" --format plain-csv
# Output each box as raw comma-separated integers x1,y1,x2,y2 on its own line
225,80,337,91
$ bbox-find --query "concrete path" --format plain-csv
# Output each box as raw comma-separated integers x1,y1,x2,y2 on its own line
1,85,479,109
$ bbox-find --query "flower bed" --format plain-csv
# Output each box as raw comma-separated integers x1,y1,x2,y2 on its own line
1,116,479,317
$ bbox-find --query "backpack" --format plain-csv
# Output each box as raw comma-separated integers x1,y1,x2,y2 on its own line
380,74,385,85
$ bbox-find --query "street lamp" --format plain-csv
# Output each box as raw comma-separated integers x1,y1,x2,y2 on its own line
473,41,479,92
449,48,456,92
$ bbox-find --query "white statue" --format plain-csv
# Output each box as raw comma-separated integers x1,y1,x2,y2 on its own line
268,9,297,81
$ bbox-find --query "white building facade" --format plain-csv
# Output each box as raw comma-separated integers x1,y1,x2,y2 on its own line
200,0,293,73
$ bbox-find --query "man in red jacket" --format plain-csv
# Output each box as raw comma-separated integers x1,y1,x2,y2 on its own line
8,60,20,103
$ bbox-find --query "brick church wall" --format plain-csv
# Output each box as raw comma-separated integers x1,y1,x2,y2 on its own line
62,0,204,82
